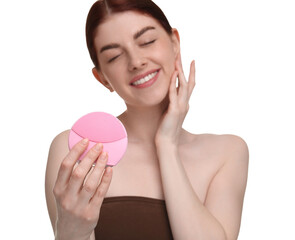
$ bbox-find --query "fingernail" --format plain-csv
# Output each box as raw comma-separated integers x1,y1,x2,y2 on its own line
106,167,112,173
95,143,102,151
82,138,88,145
101,152,107,160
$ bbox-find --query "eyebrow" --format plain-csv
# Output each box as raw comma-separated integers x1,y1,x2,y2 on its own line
99,26,156,54
133,26,155,40
100,43,120,53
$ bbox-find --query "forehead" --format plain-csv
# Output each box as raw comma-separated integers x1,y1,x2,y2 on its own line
94,11,164,45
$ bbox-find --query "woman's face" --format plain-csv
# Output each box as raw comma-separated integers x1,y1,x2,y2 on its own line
93,11,180,108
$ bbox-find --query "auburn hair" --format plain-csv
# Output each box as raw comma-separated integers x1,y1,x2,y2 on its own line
86,0,172,69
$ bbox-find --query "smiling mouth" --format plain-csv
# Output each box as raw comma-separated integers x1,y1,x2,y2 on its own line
130,70,160,86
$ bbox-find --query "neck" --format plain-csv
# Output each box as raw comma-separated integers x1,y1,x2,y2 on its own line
117,94,169,145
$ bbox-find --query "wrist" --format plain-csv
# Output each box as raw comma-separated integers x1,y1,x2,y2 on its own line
55,238,90,240
155,134,174,145
155,137,177,148
55,234,90,240
155,139,178,154
55,226,90,240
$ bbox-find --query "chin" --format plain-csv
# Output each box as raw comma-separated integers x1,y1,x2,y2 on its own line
143,91,169,108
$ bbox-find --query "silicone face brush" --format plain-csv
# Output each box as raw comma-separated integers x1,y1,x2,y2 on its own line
68,112,128,166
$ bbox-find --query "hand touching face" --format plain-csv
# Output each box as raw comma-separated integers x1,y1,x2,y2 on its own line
155,52,196,145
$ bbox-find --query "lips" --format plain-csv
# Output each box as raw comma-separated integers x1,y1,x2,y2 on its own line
129,69,161,85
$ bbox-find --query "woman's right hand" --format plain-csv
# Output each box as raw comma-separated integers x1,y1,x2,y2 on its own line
53,138,113,240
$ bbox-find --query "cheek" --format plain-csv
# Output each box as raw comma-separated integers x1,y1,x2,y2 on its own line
101,60,124,79
154,43,176,70
98,69,119,91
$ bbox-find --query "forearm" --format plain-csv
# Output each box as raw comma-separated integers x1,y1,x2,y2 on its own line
156,142,227,240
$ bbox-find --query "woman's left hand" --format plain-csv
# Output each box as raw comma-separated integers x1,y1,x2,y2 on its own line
155,53,196,146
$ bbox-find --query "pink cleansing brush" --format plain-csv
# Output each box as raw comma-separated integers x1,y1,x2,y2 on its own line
68,112,128,166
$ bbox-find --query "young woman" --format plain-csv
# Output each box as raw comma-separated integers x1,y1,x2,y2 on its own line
45,0,249,239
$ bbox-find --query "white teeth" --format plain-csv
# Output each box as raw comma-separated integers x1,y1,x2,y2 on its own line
132,71,158,86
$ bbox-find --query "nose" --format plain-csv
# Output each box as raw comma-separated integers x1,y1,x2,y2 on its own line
127,49,147,71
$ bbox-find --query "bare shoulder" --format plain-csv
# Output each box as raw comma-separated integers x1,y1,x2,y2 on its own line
181,131,249,181
189,132,249,164
221,134,249,162
46,129,71,182
188,133,249,239
179,131,249,206
48,129,71,157
212,134,249,165
190,132,249,190
46,129,71,179
45,129,71,230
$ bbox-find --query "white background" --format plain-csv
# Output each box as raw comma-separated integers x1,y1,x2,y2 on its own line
0,0,294,239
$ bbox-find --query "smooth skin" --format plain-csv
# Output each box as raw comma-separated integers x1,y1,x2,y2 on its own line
45,11,248,240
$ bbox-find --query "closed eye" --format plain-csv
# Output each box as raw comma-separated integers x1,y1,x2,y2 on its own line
108,54,121,63
107,39,156,62
140,39,156,46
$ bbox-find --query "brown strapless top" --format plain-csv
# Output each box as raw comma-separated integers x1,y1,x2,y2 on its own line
95,196,174,240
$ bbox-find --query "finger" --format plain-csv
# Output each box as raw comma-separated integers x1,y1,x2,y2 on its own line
169,70,178,104
188,60,196,99
175,57,188,101
176,52,186,79
55,138,89,189
177,51,183,70
80,151,109,203
90,166,113,207
67,143,103,195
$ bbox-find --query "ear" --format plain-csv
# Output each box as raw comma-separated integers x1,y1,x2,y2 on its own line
92,67,114,92
171,28,180,57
